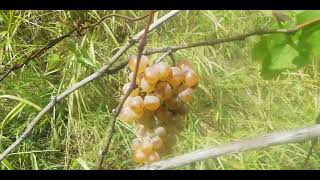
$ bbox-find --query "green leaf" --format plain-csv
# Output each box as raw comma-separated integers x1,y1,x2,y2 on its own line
251,33,289,63
47,53,61,71
251,39,268,62
296,10,320,24
296,10,320,59
261,44,310,79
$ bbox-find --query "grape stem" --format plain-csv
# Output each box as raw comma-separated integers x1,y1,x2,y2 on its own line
96,10,155,170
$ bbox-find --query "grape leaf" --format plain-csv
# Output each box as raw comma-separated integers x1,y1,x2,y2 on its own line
296,11,320,59
261,43,310,79
296,10,320,24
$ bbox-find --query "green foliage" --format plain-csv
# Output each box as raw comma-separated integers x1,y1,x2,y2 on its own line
252,10,320,79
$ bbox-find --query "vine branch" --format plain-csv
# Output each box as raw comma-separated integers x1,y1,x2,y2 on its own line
96,10,155,170
136,124,320,170
143,17,320,55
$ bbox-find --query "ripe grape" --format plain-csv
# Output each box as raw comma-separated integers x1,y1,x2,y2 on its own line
168,67,185,88
124,96,144,113
177,59,194,73
184,70,199,87
122,82,139,96
140,77,155,93
136,124,148,137
133,149,147,164
147,151,160,163
137,109,154,124
144,95,161,111
128,55,150,73
151,136,163,150
144,66,160,84
154,62,171,81
165,97,181,110
118,107,137,123
129,72,143,85
141,141,154,155
154,82,173,100
178,88,194,102
155,107,172,122
131,138,142,150
154,126,167,138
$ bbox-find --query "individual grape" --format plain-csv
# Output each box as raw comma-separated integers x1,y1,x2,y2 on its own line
155,107,172,122
124,96,144,113
178,88,194,102
140,77,156,93
147,151,160,163
118,107,137,123
128,55,150,73
154,82,173,100
122,82,139,96
136,109,154,124
166,134,177,146
133,149,147,164
144,66,160,84
177,84,189,94
175,103,189,115
136,124,148,137
151,136,163,150
131,138,142,150
154,126,167,138
144,95,161,111
165,97,181,110
141,141,154,155
129,72,143,85
167,67,185,88
177,59,194,73
184,70,199,87
154,62,171,81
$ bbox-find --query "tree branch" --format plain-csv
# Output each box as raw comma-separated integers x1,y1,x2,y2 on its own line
0,11,155,83
0,10,181,163
143,17,320,55
135,124,320,170
96,10,155,170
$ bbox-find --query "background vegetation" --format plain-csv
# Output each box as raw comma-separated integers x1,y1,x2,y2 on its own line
0,10,319,170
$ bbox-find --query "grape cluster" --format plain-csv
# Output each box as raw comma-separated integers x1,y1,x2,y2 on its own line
118,55,199,164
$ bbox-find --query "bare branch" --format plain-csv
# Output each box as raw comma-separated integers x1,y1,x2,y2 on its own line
96,10,155,170
143,17,320,55
136,124,320,170
0,11,155,83
0,10,181,163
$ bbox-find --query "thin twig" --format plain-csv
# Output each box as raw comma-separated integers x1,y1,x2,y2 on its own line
0,11,154,83
136,124,320,170
96,10,155,170
155,49,172,63
0,10,181,163
143,17,320,55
